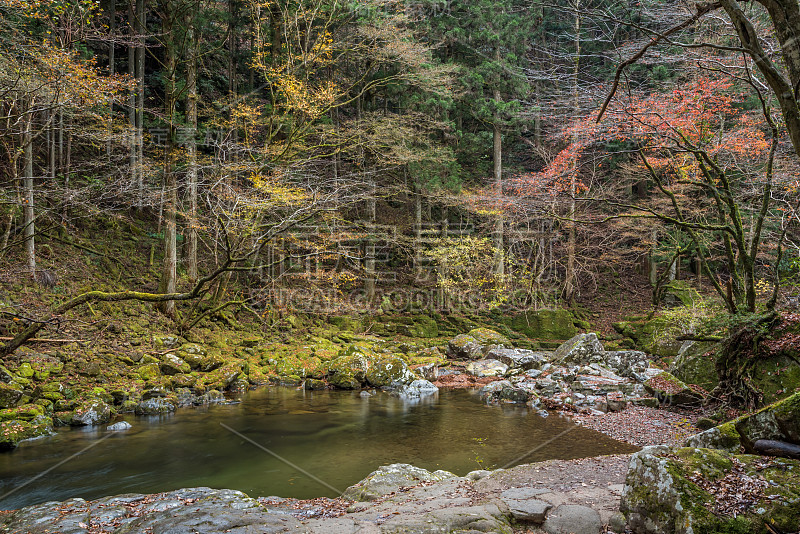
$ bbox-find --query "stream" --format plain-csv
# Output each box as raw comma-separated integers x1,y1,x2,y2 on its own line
0,387,638,510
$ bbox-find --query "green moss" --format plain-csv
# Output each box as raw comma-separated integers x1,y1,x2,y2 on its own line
505,309,578,340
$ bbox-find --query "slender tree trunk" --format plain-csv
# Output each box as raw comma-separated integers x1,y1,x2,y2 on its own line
135,0,145,206
365,184,376,303
128,2,137,200
158,2,177,317
564,1,580,304
186,13,199,283
107,0,115,158
492,49,504,277
23,112,36,281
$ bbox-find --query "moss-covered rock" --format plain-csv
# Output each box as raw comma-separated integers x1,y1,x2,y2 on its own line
467,328,510,347
0,404,45,422
0,415,53,451
15,362,34,379
196,363,242,391
159,354,190,375
24,355,63,380
644,371,704,406
613,315,684,358
71,400,112,426
446,334,482,360
365,356,415,387
0,384,23,409
506,309,578,340
137,362,160,381
342,463,457,502
327,352,370,389
621,445,800,534
669,341,719,391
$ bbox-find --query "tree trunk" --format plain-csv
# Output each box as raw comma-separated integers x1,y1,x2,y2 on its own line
186,13,199,283
158,2,177,317
23,113,36,281
493,46,504,277
564,0,581,304
107,0,115,158
135,0,145,206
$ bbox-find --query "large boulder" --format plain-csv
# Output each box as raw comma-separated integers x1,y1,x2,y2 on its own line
342,463,457,501
468,327,510,347
601,350,651,381
669,341,719,391
688,391,800,453
620,445,800,534
160,354,190,375
365,356,415,387
327,352,371,389
554,333,604,365
644,371,704,406
506,309,578,340
487,347,548,370
0,415,52,450
466,359,509,378
446,334,483,360
479,380,531,404
0,384,23,409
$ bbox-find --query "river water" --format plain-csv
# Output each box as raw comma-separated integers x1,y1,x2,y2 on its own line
0,387,638,510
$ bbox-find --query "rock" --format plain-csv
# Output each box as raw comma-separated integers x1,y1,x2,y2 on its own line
601,350,650,380
26,355,64,380
179,342,207,355
76,360,101,377
108,421,132,431
0,384,23,409
197,363,242,391
416,363,437,381
644,371,704,406
0,415,52,450
487,347,547,370
661,280,702,307
466,359,509,377
506,309,578,340
0,487,302,533
327,352,370,389
468,327,511,347
304,379,326,390
199,390,225,404
134,398,176,415
198,354,225,372
479,380,531,403
685,423,742,452
137,362,161,381
341,463,457,501
72,401,112,426
160,354,191,375
500,488,552,523
620,445,800,534
554,334,604,365
542,504,601,534
393,379,438,399
153,335,182,349
15,362,34,378
754,439,800,459
465,469,493,481
669,341,719,391
365,356,414,387
142,386,169,400
606,392,627,412
447,334,483,360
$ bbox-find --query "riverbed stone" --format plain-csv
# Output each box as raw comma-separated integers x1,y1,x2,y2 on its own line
342,463,457,501
0,415,52,450
479,380,531,403
487,348,548,370
466,359,509,377
365,356,414,387
108,421,132,431
500,488,552,523
554,334,605,365
0,383,23,408
393,379,438,399
134,398,176,415
71,400,112,426
447,334,483,360
160,353,191,375
542,504,602,534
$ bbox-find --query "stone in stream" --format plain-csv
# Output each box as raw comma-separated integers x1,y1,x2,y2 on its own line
107,421,132,431
392,379,438,399
134,398,176,415
479,380,531,403
71,400,112,426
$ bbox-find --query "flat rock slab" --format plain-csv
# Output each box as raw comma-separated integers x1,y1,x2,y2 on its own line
542,504,602,534
0,488,303,534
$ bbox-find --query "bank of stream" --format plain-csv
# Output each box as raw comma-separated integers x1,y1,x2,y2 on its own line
0,386,637,510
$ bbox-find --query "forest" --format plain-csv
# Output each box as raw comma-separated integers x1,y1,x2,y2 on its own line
1,0,800,533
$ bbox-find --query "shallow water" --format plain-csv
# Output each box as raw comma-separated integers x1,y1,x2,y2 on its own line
0,387,638,510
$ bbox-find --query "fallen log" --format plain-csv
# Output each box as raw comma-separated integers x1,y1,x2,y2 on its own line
754,439,800,459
